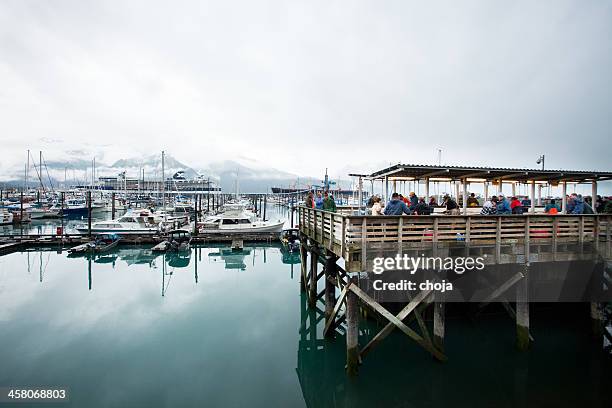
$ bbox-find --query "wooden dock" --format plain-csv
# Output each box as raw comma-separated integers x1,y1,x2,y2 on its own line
0,231,280,255
297,206,612,373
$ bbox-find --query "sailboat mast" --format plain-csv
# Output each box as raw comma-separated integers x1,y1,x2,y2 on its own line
161,151,165,209
25,149,29,192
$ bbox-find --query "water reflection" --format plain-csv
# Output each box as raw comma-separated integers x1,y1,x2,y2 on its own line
208,248,253,271
295,292,612,408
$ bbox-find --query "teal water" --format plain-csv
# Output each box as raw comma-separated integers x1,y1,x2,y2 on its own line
0,244,610,407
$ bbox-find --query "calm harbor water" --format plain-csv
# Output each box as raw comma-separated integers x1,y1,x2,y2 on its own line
0,205,610,407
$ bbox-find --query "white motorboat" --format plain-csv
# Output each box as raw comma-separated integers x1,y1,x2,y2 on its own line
0,209,13,225
196,204,284,234
166,202,195,215
76,209,187,235
76,209,162,235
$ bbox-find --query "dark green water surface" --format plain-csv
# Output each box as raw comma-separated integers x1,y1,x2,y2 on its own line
0,244,610,407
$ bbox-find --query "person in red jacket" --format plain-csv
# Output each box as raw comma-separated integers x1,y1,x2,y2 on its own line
510,196,523,214
304,191,315,208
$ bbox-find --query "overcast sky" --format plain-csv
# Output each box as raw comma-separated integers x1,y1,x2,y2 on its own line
1,0,611,180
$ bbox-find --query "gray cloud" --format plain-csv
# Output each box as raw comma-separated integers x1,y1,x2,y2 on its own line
0,0,611,183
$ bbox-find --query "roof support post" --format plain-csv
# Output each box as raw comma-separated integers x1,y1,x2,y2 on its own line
424,178,430,201
561,182,567,214
455,181,460,203
462,179,468,215
537,184,542,206
592,181,597,213
484,181,488,200
384,176,389,202
530,181,536,214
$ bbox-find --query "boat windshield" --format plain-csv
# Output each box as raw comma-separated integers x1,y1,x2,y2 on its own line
221,219,252,225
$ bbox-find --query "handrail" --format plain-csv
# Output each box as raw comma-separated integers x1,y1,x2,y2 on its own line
298,206,611,261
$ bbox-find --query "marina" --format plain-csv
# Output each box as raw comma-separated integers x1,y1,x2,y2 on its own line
2,2,612,405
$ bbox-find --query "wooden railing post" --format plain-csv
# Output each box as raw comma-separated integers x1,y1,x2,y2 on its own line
495,217,502,263
341,216,346,259
361,218,367,271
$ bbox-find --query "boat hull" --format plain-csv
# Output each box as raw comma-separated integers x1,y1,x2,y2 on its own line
75,227,159,235
199,221,285,234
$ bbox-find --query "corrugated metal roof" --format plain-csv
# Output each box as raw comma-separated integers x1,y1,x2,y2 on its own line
354,164,612,182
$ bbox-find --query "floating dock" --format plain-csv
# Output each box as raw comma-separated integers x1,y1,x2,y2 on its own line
0,231,280,256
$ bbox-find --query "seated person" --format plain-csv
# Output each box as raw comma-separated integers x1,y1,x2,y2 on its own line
383,193,411,215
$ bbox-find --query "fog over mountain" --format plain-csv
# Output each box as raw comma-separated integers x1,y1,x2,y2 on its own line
0,152,350,193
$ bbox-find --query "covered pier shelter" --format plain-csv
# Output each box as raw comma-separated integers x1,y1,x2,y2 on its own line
352,164,612,214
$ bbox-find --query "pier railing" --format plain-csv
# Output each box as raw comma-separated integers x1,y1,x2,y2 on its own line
298,206,611,270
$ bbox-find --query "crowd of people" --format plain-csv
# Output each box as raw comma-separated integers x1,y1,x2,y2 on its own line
303,191,337,212
303,190,612,216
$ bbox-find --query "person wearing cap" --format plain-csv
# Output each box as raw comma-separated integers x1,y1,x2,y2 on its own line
384,193,411,215
408,192,418,212
496,193,512,214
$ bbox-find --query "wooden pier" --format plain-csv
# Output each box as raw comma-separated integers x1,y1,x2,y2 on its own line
298,206,612,373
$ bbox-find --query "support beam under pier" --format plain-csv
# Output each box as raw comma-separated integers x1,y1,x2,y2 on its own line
346,274,360,375
324,252,338,324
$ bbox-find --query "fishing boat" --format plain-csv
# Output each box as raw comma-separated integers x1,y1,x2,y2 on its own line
68,234,120,255
50,199,88,217
168,229,192,251
280,228,300,253
196,204,284,234
152,230,192,252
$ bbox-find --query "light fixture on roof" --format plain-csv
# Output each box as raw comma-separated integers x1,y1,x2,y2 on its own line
536,155,545,170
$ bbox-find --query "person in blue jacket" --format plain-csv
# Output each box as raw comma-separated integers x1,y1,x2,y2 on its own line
384,193,411,215
496,193,512,214
570,194,584,214
315,192,324,209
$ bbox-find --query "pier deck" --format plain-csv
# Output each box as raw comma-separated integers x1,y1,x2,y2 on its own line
297,206,611,373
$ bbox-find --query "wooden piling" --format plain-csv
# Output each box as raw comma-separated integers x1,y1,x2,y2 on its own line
324,252,338,327
346,274,360,375
517,218,530,350
590,302,604,340
433,299,445,352
300,238,307,292
309,249,318,307
516,265,530,350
